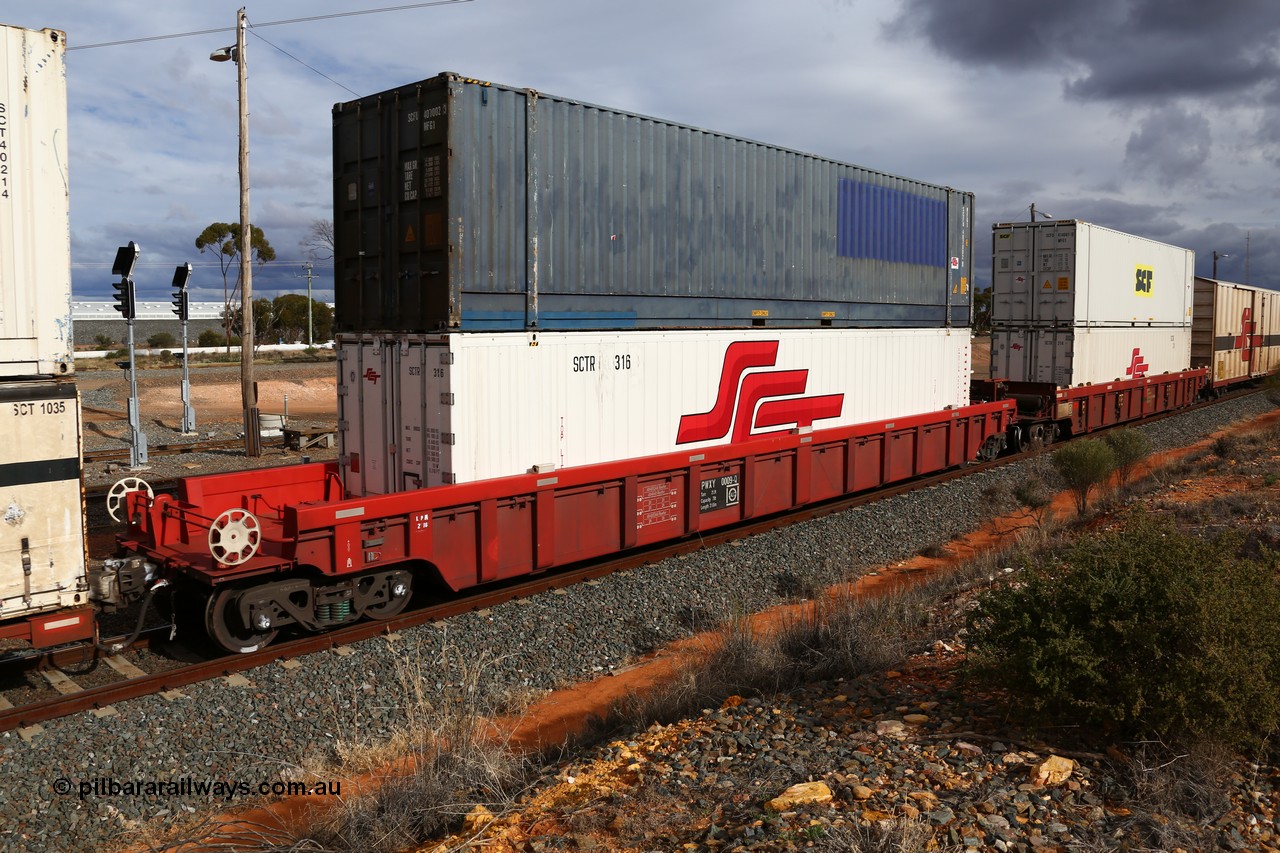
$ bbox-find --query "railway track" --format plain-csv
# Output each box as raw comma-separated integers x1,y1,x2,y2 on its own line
84,436,269,465
5,386,1258,736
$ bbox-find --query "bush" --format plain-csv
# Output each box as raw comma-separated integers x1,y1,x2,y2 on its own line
196,329,226,348
1051,439,1115,515
1103,428,1151,488
146,331,177,349
965,516,1280,752
92,333,115,349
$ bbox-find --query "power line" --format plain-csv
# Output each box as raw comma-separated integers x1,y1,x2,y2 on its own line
249,30,360,97
68,0,474,50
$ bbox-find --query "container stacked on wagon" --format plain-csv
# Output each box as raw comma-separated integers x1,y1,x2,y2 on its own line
106,73,1014,653
0,25,94,650
977,220,1205,444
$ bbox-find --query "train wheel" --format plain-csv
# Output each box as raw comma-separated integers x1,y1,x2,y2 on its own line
205,587,278,654
362,573,413,620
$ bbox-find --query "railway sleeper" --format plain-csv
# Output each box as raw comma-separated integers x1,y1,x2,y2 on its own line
203,569,414,654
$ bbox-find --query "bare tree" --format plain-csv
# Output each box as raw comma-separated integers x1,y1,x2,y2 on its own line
301,218,334,261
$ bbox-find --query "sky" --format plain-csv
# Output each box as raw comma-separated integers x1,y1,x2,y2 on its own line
6,0,1280,306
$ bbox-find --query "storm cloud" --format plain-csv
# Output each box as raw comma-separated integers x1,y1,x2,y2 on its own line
889,0,1280,103
1124,106,1212,187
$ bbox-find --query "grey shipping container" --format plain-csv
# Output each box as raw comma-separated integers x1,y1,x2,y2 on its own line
332,72,974,332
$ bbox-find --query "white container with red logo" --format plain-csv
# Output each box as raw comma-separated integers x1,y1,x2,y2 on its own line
1191,276,1280,388
336,328,972,495
989,325,1191,387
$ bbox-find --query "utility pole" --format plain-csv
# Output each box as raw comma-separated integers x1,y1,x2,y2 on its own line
211,8,259,456
296,261,316,346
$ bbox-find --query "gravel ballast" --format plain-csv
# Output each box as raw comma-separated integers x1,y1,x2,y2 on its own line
1,393,1275,852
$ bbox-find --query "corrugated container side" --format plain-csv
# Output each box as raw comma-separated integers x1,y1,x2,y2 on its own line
0,380,86,619
0,26,72,377
991,221,1192,328
1192,277,1280,384
337,328,971,495
990,326,1190,387
333,72,973,333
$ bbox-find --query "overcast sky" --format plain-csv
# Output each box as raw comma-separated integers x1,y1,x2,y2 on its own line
7,0,1279,305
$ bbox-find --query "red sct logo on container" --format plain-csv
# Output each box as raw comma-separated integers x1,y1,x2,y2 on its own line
676,341,844,444
364,368,382,385
1125,348,1149,379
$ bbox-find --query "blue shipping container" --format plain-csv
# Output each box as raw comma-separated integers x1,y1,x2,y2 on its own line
332,72,974,332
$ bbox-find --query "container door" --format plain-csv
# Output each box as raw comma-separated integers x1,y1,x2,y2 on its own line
990,328,1029,381
991,225,1033,324
1033,223,1077,326
338,337,395,496
396,339,427,492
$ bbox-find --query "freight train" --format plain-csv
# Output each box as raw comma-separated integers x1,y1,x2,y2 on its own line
1,31,1275,654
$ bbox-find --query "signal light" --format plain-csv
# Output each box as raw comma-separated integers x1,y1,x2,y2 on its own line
111,276,136,320
172,263,192,321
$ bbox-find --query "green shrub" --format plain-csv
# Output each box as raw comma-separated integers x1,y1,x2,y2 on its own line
197,328,225,348
965,516,1280,751
92,333,115,349
146,331,177,349
1051,439,1115,515
1103,428,1151,488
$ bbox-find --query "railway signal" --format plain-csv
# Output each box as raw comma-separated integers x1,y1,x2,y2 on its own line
110,241,147,468
172,263,196,434
110,243,138,320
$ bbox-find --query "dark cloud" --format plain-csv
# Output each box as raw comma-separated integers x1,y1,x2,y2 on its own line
889,0,1280,103
1124,106,1212,186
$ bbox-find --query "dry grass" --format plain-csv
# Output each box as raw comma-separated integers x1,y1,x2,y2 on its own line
271,638,533,853
812,816,961,852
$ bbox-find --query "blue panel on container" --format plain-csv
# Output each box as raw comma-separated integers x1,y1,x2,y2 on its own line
836,180,946,267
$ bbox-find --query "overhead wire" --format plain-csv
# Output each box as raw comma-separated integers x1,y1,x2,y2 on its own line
67,1,474,50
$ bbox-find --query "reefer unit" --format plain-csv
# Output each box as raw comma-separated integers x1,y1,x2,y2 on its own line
333,72,975,333
991,221,1193,328
0,25,72,377
0,380,86,623
1191,277,1280,387
337,328,972,495
990,326,1191,387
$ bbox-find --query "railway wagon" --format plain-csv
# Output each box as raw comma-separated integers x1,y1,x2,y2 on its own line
337,328,974,494
0,25,73,379
1191,276,1280,390
977,220,1205,446
113,396,1012,653
332,72,975,333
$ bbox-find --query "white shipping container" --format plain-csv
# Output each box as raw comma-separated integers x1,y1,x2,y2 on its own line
990,326,1191,387
0,25,71,378
338,328,972,495
992,220,1193,328
0,380,86,621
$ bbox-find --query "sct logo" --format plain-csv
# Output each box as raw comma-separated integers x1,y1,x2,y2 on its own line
1134,265,1154,297
676,341,844,444
363,368,382,385
1234,308,1262,363
1126,348,1149,379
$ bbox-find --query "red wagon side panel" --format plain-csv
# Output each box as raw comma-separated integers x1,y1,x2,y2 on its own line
122,402,1014,594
